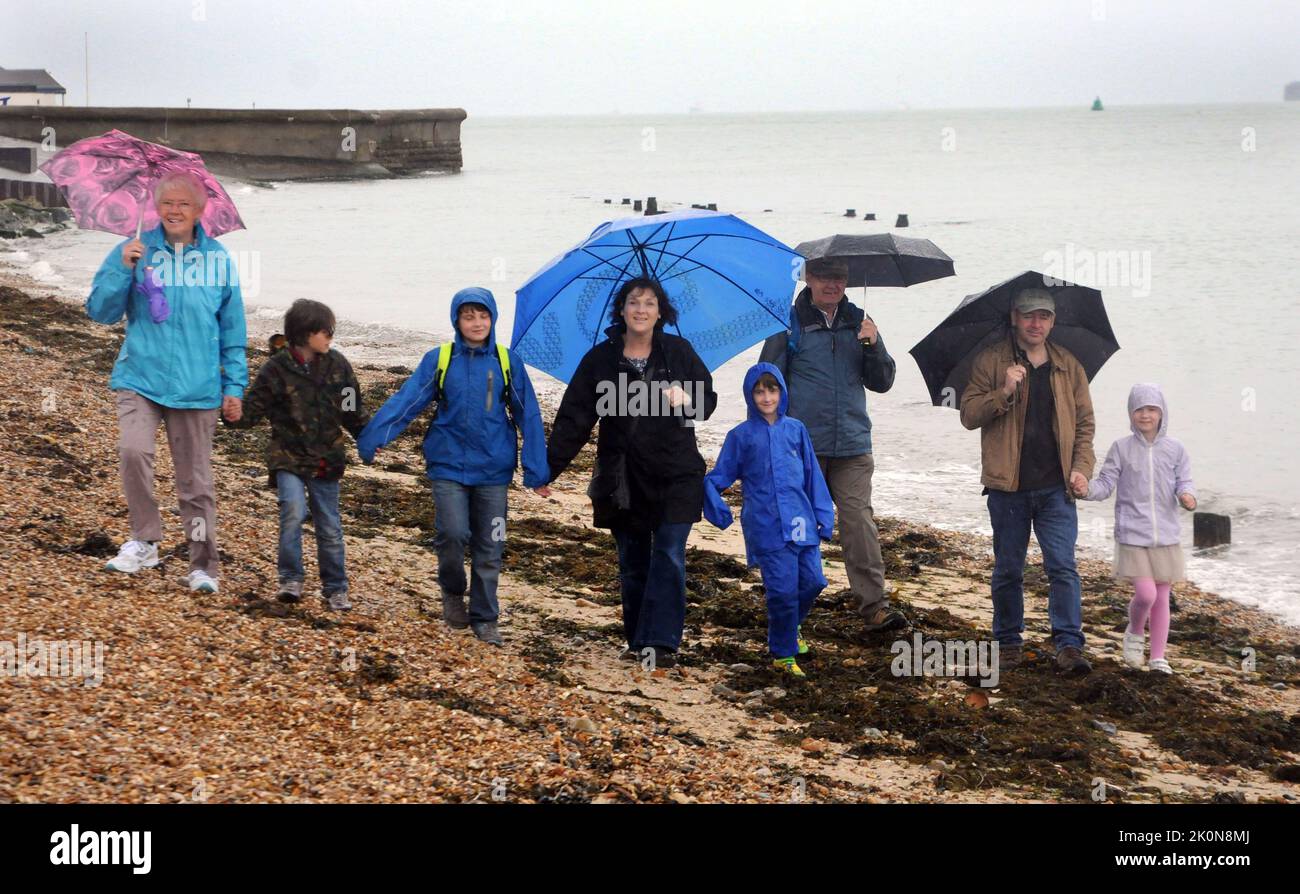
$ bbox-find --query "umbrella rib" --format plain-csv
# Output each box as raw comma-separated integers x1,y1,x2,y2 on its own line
517,247,643,336
515,222,799,350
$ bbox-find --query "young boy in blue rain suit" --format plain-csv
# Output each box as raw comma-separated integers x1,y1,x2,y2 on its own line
703,362,835,678
356,287,551,646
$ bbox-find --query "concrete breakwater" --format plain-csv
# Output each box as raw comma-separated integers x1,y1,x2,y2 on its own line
0,106,466,180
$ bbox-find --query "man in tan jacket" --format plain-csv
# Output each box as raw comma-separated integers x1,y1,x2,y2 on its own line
960,288,1096,675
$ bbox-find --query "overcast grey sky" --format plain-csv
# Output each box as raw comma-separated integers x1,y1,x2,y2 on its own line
6,0,1298,114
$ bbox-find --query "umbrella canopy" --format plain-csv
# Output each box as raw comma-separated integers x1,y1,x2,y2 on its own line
794,233,955,288
38,129,245,238
909,270,1120,409
512,209,802,383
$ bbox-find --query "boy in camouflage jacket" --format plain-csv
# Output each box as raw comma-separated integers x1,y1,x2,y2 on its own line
227,300,369,610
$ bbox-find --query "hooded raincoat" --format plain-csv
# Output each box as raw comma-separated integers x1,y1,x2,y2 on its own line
702,362,833,658
356,288,548,488
703,363,835,565
1085,383,1196,547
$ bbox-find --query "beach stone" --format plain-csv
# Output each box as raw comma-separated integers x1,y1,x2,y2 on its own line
711,683,739,700
862,727,885,740
568,716,598,734
762,687,787,701
1272,683,1287,690
928,759,952,772
1270,764,1300,783
771,713,789,725
755,766,772,777
1091,720,1118,736
727,663,754,673
1275,654,1297,668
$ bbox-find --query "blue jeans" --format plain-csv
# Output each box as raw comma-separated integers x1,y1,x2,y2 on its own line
277,471,348,595
987,484,1084,649
432,480,508,623
756,542,827,659
612,521,693,651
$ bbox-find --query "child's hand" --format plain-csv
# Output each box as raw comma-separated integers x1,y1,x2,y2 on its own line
1179,493,1197,511
1069,471,1088,498
532,486,552,499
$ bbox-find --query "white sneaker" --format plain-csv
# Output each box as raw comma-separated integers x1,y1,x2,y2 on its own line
1148,658,1174,674
105,540,159,573
1122,632,1146,669
181,570,219,594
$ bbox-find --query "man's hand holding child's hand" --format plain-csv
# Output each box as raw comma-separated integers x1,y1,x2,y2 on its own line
1069,471,1088,498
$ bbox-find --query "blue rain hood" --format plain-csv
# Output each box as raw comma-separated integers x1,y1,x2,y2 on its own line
743,361,789,421
450,286,499,350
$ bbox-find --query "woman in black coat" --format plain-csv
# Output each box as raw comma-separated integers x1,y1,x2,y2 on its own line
547,277,717,667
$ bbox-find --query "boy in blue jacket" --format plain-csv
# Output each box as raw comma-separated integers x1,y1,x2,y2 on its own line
703,363,835,678
356,287,550,645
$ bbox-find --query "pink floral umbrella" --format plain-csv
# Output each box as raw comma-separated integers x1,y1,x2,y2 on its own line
38,129,245,238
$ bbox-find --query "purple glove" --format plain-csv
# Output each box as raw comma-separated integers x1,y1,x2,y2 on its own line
136,266,170,323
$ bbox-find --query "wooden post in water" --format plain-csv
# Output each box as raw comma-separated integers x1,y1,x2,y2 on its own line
1193,512,1231,548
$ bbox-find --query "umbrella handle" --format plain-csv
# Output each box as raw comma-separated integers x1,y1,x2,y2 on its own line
135,208,144,241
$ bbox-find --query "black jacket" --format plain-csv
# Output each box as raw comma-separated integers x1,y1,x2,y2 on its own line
548,326,718,531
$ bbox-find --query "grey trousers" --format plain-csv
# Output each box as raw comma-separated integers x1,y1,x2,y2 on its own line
115,390,220,576
818,452,888,614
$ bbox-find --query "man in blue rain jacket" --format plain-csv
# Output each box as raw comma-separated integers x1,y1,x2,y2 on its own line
356,287,549,645
703,362,835,678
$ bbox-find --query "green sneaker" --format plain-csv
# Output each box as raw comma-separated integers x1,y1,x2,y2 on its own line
796,625,810,656
772,657,806,679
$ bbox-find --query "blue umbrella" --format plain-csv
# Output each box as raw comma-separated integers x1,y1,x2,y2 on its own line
511,209,802,383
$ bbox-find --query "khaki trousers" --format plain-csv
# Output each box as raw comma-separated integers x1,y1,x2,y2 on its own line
818,453,888,614
115,390,220,575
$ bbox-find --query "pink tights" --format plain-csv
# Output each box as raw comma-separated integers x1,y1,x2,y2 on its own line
1128,578,1172,660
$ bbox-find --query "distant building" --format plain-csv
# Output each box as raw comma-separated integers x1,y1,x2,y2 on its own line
0,67,67,107
1286,82,1300,101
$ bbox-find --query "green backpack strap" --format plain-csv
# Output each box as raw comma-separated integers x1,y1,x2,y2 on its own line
435,342,511,395
495,343,512,393
432,341,517,425
434,342,455,399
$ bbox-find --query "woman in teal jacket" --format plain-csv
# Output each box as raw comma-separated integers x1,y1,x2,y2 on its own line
86,172,247,594
357,287,549,645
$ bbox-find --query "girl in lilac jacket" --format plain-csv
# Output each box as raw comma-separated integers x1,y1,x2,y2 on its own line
1079,383,1197,674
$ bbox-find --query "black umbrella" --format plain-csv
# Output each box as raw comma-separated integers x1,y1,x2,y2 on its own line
909,270,1120,409
794,233,955,288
